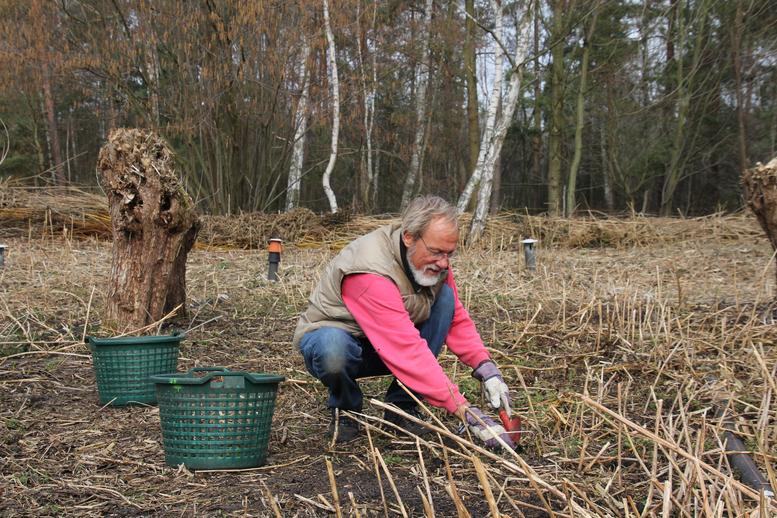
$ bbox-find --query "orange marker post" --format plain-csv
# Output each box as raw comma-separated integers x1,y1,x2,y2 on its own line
267,238,283,281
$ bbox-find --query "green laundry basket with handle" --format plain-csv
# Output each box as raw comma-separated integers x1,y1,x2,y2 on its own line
87,333,181,406
151,367,285,470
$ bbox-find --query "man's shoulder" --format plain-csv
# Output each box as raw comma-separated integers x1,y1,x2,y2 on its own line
357,223,400,243
345,224,399,256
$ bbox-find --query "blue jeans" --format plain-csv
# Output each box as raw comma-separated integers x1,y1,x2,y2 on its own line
299,284,454,412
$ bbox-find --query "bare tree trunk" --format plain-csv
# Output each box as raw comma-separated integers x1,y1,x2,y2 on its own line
41,65,66,185
771,70,777,157
531,0,542,192
322,0,340,213
600,121,614,211
356,1,378,212
286,42,311,211
547,1,566,217
65,107,72,182
31,113,46,178
401,0,434,210
656,0,678,214
661,0,710,216
732,1,748,173
464,0,480,177
143,32,161,126
105,81,118,135
566,7,598,216
97,128,200,332
468,2,531,242
490,151,501,215
457,1,504,215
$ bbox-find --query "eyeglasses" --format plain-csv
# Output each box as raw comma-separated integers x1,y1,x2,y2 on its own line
418,235,456,260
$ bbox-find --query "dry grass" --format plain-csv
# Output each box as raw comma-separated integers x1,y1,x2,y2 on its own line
1,189,777,516
1,181,761,250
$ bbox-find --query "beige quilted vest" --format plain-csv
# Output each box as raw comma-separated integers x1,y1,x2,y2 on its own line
292,223,447,347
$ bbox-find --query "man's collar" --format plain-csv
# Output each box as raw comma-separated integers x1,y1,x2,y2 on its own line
399,235,423,293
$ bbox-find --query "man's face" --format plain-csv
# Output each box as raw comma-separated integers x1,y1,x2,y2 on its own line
402,217,458,287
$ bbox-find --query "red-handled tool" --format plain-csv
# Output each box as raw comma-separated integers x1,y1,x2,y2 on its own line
499,409,522,443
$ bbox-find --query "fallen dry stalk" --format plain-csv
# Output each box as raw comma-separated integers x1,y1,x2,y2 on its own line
416,438,435,517
370,399,587,517
472,455,500,518
365,425,390,518
323,458,342,518
261,481,283,518
441,443,471,518
574,393,776,510
375,449,409,518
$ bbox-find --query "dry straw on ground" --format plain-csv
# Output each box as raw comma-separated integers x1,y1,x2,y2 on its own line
1,187,776,516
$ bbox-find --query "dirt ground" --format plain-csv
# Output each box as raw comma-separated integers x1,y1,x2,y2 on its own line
2,214,777,516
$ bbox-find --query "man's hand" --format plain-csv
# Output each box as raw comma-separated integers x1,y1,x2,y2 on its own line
461,406,515,450
472,360,512,417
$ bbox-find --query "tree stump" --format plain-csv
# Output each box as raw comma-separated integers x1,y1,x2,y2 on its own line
742,157,777,288
97,128,200,332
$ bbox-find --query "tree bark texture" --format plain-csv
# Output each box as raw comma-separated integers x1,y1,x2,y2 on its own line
467,2,530,243
286,41,311,211
97,128,200,331
566,7,598,216
731,1,749,173
322,0,340,214
531,1,542,197
464,0,479,177
743,157,777,287
457,0,503,215
356,1,377,212
547,1,567,216
42,65,66,185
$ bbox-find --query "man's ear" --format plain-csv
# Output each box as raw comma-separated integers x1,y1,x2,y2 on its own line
402,231,415,248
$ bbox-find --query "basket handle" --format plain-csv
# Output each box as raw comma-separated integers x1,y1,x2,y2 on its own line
189,367,230,375
189,367,246,388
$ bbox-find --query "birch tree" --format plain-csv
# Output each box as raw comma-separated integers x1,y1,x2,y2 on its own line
457,3,504,215
356,1,378,211
460,1,531,242
401,0,435,210
322,0,340,213
286,41,311,211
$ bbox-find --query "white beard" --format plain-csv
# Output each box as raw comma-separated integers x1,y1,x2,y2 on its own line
406,244,445,287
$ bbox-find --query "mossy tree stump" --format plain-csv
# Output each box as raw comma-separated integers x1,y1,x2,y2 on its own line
97,128,200,331
742,157,777,289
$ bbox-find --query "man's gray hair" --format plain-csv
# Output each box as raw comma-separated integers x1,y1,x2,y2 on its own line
401,195,459,238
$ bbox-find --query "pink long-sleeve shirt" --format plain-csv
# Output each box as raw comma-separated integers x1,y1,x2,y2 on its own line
341,270,491,413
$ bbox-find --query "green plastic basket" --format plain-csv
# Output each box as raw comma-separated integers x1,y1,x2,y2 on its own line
87,334,181,406
151,367,285,470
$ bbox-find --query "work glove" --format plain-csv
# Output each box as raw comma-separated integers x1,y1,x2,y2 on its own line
472,360,512,417
461,406,515,450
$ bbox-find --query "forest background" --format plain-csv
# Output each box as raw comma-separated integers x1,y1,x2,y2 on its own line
0,0,775,233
